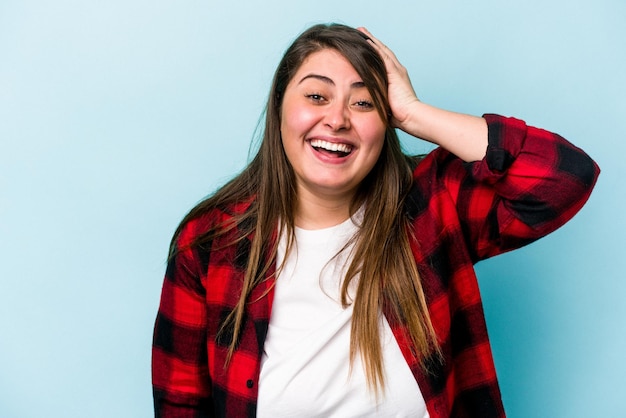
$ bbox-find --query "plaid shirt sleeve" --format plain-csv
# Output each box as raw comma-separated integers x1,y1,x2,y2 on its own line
465,114,599,260
153,204,272,418
421,113,600,262
152,217,214,417
401,114,600,417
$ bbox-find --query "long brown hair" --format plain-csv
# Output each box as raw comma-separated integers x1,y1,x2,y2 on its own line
170,23,440,393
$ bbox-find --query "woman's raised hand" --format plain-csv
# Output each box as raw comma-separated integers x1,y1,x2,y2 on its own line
358,27,488,162
357,27,420,133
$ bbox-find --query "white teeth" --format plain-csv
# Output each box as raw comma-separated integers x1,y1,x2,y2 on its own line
310,139,353,154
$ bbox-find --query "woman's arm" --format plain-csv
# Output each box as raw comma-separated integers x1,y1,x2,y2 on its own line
359,27,488,162
359,27,599,259
152,219,213,417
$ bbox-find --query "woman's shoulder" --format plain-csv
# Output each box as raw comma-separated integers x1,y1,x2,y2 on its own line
174,197,256,247
403,147,476,225
409,147,469,192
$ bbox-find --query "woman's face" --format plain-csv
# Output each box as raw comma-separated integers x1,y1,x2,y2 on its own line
280,48,386,202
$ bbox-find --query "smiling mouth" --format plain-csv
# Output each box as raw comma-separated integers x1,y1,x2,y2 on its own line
309,139,354,157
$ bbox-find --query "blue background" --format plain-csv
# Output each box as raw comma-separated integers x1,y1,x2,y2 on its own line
1,1,624,416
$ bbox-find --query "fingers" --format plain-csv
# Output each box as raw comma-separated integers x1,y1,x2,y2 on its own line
358,27,386,55
357,27,402,69
357,26,419,127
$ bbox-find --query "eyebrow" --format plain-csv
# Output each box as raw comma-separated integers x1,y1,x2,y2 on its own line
298,74,366,89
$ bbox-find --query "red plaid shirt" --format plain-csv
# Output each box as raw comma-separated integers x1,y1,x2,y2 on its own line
152,114,599,417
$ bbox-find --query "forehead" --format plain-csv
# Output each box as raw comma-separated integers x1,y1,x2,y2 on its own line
291,49,362,84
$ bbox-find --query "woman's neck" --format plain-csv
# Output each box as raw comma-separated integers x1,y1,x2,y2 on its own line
294,188,355,230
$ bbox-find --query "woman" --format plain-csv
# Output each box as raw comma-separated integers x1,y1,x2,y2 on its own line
152,24,599,417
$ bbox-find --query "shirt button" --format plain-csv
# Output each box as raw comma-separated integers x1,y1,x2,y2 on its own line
246,379,254,388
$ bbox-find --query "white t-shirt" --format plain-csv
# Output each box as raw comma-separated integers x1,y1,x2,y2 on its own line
257,216,429,417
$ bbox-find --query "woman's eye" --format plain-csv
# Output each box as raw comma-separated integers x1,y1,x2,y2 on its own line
354,100,374,109
306,93,325,103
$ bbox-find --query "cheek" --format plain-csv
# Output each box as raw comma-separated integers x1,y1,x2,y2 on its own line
360,124,386,171
281,105,318,138
360,119,387,151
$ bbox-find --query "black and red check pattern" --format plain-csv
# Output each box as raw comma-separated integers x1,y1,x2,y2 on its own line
152,114,599,417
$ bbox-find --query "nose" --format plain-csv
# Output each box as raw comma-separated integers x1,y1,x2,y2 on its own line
324,101,351,131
